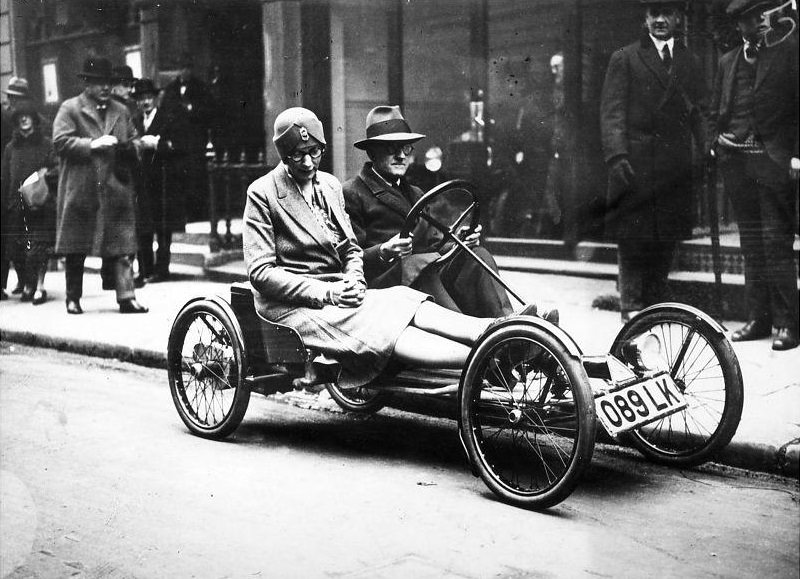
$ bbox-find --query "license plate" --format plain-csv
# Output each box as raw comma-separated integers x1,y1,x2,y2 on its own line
595,373,687,435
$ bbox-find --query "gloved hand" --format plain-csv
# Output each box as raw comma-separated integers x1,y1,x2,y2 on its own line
609,157,635,189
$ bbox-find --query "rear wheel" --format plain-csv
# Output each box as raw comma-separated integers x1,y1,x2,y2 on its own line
167,300,250,438
612,309,743,466
326,383,389,413
460,324,596,509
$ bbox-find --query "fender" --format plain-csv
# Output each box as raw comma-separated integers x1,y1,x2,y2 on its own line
611,302,727,353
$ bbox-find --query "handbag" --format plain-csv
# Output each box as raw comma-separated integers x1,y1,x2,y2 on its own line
19,168,50,209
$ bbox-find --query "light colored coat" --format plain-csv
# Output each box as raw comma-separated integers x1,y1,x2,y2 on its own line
243,164,364,318
53,92,139,256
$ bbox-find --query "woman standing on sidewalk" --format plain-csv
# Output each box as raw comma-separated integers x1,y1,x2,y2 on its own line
0,102,58,304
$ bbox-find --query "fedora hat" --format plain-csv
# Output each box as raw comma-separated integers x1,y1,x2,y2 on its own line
353,105,425,150
3,76,30,98
726,0,777,17
78,57,114,81
112,65,136,85
132,78,159,98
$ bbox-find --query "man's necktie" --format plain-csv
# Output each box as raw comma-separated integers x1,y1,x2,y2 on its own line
661,44,672,70
744,42,758,61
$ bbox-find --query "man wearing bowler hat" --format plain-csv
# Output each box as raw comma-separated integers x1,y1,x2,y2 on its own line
709,0,799,350
600,0,708,322
52,56,148,314
342,105,522,319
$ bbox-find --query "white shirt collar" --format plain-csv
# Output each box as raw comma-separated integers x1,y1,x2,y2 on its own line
371,166,401,189
143,107,157,130
649,35,674,58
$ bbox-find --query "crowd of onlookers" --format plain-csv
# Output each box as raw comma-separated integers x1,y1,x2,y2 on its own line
0,52,214,315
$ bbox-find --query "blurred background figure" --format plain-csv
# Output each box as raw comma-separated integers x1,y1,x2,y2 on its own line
111,65,137,115
1,102,58,304
133,78,186,284
405,145,449,192
53,56,147,315
161,53,215,224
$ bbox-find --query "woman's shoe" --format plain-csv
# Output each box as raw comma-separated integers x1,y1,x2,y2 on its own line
32,290,48,305
66,299,83,314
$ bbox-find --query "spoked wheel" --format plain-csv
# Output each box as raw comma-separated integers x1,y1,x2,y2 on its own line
460,323,596,510
326,383,389,413
612,308,743,466
167,299,250,439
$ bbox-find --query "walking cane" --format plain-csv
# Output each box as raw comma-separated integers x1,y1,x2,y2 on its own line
706,153,724,319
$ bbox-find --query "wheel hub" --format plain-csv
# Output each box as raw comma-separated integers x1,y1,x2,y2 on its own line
508,408,523,424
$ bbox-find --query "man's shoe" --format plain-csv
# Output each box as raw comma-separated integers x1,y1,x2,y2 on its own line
146,272,170,284
0,290,7,301
20,290,34,302
541,309,560,326
32,290,47,305
119,298,148,314
66,299,83,315
134,275,147,289
772,328,799,351
731,319,771,342
11,285,23,295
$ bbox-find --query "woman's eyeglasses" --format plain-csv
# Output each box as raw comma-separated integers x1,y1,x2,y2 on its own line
287,146,324,163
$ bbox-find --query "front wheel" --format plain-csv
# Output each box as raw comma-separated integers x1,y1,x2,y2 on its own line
167,299,250,438
612,308,743,466
459,323,596,510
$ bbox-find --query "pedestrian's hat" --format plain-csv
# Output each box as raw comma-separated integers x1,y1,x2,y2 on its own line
3,76,30,98
726,0,777,17
273,107,326,159
132,78,160,98
112,65,136,85
78,57,114,82
11,101,39,124
353,105,426,150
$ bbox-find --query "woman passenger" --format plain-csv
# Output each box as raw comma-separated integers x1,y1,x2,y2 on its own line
243,107,498,387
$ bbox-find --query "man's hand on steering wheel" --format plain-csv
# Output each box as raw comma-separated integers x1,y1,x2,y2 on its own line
462,224,482,248
379,233,413,263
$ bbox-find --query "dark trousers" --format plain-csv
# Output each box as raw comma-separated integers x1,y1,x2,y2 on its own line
411,246,514,317
66,254,135,303
721,152,798,329
617,239,676,313
137,229,173,278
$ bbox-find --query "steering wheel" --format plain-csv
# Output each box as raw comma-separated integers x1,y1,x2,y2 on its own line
400,180,480,263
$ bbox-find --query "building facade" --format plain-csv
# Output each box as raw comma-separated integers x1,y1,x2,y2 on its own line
3,0,759,240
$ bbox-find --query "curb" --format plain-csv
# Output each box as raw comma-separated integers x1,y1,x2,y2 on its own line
1,330,797,479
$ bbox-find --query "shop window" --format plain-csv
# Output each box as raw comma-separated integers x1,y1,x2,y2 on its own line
42,60,59,104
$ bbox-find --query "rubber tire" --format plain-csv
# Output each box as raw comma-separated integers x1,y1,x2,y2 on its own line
459,323,596,510
612,309,743,467
326,382,389,414
168,299,250,439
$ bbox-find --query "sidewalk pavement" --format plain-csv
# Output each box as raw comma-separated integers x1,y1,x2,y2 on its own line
1,262,797,478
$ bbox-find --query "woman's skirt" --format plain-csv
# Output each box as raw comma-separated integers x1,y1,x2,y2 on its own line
258,285,430,387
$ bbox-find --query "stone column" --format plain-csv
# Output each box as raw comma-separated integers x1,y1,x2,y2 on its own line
139,5,159,81
261,0,303,166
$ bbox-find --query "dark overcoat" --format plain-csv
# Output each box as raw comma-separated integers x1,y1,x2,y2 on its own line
133,107,188,235
52,92,139,256
341,163,438,288
709,36,798,168
600,36,708,242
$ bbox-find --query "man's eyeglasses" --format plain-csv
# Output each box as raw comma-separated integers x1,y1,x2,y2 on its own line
382,143,414,156
287,146,324,163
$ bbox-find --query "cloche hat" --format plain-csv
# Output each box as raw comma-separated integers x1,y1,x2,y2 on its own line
273,107,326,159
353,105,425,150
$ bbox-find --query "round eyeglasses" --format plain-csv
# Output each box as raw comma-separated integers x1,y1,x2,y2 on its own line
386,143,414,156
287,146,324,163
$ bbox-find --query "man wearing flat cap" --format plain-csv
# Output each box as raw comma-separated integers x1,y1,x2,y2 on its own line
600,0,708,322
52,56,147,315
709,0,799,350
342,105,517,318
